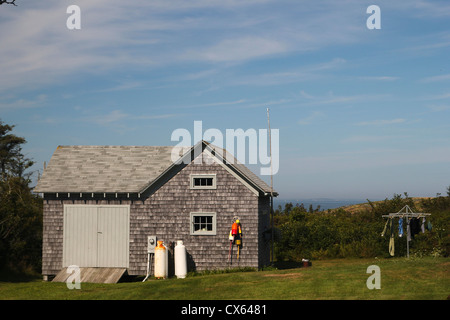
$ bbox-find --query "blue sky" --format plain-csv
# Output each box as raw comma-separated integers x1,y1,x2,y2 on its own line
1,0,449,200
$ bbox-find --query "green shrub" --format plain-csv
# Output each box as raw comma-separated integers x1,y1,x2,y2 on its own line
274,190,450,261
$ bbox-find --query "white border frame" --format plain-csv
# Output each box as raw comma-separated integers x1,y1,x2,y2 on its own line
190,212,216,235
190,174,217,190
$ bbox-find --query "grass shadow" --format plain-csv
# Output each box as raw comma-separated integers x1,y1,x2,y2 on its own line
0,267,41,283
272,261,306,270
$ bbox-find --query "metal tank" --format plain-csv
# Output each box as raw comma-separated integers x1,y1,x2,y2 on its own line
154,241,168,279
175,240,187,279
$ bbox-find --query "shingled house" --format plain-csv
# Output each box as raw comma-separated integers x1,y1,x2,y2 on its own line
35,141,277,280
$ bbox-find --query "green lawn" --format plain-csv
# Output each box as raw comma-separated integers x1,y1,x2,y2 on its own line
0,257,448,300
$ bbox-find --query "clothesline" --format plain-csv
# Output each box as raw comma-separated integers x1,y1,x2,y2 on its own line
381,205,431,258
382,205,431,218
382,212,431,218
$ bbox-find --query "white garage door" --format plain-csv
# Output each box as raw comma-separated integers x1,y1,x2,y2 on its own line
63,205,130,268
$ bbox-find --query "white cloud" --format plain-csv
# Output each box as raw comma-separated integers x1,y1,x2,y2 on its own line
421,74,450,83
83,109,182,125
298,111,324,125
0,0,365,93
0,94,47,110
188,37,288,63
359,76,400,81
86,110,129,126
409,0,450,18
285,146,450,175
426,104,450,112
355,118,406,126
229,58,347,87
341,135,396,143
297,91,391,107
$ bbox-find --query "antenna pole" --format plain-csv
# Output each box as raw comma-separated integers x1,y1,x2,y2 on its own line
267,108,274,264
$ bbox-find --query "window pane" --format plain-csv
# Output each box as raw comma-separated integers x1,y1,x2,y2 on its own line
193,216,200,231
192,176,214,188
192,214,215,234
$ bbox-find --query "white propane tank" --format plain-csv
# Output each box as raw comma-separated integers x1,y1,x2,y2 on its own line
154,241,168,279
175,240,187,279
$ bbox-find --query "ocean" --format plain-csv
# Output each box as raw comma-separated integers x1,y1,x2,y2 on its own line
273,198,368,211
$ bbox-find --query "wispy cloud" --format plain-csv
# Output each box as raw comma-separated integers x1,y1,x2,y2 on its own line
422,92,450,100
426,104,450,112
408,0,450,18
86,110,129,126
231,58,347,87
0,94,47,110
355,118,406,126
189,99,248,109
82,109,181,126
188,37,288,63
287,146,450,175
0,1,365,93
341,135,397,143
132,114,182,120
298,91,391,107
298,111,324,125
94,81,145,93
421,74,450,83
359,76,400,81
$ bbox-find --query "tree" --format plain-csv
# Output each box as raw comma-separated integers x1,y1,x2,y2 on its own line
0,120,34,181
0,1,17,6
0,119,42,273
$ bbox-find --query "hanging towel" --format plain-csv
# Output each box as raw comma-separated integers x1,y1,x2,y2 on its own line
389,218,395,256
398,218,404,237
389,235,395,256
381,218,389,237
407,218,411,242
410,218,421,239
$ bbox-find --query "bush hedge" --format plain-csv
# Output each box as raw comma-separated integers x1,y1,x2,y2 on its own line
273,192,450,261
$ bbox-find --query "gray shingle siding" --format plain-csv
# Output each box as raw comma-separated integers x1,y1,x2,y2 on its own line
41,150,273,276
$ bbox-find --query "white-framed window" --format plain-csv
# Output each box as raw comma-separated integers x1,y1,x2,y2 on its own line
190,174,216,189
190,212,216,235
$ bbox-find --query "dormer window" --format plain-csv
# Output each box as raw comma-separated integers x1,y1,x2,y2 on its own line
190,174,216,189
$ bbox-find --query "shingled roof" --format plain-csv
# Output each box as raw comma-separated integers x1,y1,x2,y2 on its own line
34,141,276,196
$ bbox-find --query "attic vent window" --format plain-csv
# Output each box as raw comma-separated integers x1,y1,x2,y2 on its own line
190,174,216,189
195,177,213,186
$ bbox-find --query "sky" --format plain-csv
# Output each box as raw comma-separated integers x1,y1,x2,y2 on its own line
1,0,449,201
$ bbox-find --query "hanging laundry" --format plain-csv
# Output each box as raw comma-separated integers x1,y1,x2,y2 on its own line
407,218,411,242
381,218,389,237
398,218,404,237
410,218,421,239
389,218,395,256
381,218,396,256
